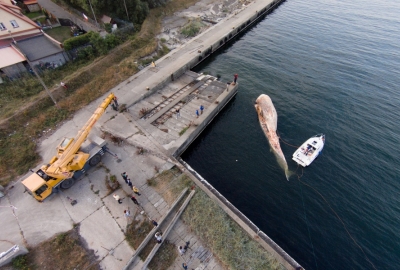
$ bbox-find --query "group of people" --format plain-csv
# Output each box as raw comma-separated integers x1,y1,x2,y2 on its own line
178,241,190,255
114,172,160,227
195,105,204,118
175,105,205,120
111,173,142,207
120,172,141,205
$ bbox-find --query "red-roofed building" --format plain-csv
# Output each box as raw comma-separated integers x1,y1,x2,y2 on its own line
0,1,42,39
23,0,40,12
0,1,69,79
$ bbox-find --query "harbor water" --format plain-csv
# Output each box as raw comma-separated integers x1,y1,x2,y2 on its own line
182,0,400,269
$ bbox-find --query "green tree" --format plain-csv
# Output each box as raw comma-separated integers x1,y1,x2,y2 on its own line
89,32,108,55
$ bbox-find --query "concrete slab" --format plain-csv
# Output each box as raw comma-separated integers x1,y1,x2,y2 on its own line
102,113,139,139
100,240,134,270
153,198,165,208
137,155,168,181
0,198,25,250
163,120,183,134
9,183,72,247
149,194,162,205
156,201,168,213
60,177,103,224
86,168,110,199
79,205,125,258
158,124,180,137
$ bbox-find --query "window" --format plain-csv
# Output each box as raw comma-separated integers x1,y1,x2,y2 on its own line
10,20,19,28
0,22,6,30
35,184,48,197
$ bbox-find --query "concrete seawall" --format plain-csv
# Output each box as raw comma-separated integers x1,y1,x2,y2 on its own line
126,0,286,108
178,159,302,270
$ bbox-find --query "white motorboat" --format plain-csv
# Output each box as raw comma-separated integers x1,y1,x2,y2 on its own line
292,134,325,167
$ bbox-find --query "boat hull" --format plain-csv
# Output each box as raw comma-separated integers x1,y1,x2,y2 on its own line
292,134,325,167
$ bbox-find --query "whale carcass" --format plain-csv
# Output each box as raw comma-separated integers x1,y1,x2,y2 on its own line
255,94,289,179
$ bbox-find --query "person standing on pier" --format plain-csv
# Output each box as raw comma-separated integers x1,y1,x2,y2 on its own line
112,96,119,110
132,186,141,196
196,109,199,117
126,179,133,188
233,74,238,84
155,232,162,243
200,105,204,114
124,210,132,222
176,108,180,119
113,194,122,204
131,196,139,205
121,172,128,183
150,218,158,227
178,245,185,255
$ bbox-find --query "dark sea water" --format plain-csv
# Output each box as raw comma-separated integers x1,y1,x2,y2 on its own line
181,0,400,269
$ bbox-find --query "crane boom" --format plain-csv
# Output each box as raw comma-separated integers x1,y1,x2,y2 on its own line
45,93,115,178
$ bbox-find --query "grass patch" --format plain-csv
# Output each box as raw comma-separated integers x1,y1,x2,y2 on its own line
126,216,155,259
182,190,282,270
45,26,72,43
9,228,99,270
145,166,192,205
25,11,43,19
181,19,205,37
105,174,120,194
179,126,189,136
11,255,29,270
148,241,177,270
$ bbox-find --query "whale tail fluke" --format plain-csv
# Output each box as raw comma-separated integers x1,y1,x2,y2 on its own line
285,168,293,181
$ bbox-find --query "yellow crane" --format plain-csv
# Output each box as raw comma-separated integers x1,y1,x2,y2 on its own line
22,93,116,202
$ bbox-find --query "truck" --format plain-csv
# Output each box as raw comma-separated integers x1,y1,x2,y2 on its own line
22,93,116,202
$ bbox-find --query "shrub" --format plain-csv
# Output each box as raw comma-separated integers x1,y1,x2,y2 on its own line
76,46,95,60
63,32,94,51
180,19,204,37
104,23,112,33
12,255,29,270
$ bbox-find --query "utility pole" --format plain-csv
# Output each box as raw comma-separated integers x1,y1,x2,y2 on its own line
9,30,59,108
122,0,129,20
88,0,99,27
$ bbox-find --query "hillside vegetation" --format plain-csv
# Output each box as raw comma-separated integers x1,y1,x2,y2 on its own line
0,0,200,185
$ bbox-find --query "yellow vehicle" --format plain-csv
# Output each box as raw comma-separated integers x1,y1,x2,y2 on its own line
22,93,116,202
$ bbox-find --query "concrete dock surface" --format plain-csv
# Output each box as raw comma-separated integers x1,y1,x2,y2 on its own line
0,0,302,269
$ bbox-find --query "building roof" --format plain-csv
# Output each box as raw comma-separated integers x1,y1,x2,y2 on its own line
0,3,41,30
101,15,112,24
23,0,38,4
0,46,26,68
0,32,41,47
17,34,63,61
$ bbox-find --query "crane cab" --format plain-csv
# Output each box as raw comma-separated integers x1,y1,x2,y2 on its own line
21,169,56,202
